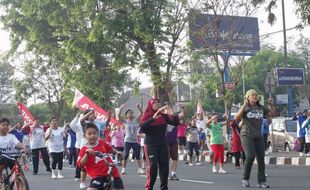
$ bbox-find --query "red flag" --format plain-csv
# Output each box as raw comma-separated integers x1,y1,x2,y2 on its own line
196,99,204,115
73,89,121,126
17,102,35,124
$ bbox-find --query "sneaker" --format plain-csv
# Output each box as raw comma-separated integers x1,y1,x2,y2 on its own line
121,168,126,174
242,179,250,188
138,168,145,174
219,168,227,174
74,178,80,181
57,170,64,179
299,152,304,156
80,183,86,189
212,166,217,173
51,170,57,179
257,183,270,188
195,162,202,166
189,163,194,166
169,174,179,180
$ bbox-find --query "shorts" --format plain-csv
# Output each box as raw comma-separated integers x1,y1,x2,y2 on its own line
178,137,186,146
124,142,140,160
0,155,15,169
89,176,124,190
167,143,178,161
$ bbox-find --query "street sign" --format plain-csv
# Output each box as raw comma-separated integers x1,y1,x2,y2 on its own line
189,14,260,51
276,94,288,104
276,68,305,86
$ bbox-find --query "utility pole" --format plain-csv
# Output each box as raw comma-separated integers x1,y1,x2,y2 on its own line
282,0,293,117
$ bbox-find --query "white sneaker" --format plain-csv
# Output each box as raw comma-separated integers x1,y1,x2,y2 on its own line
138,168,145,174
121,168,126,174
219,168,227,174
212,166,217,173
299,152,304,156
57,170,64,179
189,163,194,166
195,162,202,166
74,178,80,181
51,170,57,179
183,150,187,154
79,183,86,189
178,149,182,154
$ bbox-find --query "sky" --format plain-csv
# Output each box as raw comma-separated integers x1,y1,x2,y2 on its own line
0,0,309,88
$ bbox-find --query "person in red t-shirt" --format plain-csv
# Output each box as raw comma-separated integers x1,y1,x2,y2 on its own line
77,123,124,190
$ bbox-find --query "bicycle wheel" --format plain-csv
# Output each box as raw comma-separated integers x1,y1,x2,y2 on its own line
11,175,29,190
2,174,11,190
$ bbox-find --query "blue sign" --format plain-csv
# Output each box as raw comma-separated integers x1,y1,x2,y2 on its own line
277,68,305,86
189,14,260,51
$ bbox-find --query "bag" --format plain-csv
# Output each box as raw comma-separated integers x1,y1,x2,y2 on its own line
293,138,300,151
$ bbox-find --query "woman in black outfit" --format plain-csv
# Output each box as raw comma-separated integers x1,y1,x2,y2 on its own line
140,98,184,190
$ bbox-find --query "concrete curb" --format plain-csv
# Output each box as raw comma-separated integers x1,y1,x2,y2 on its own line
178,154,310,166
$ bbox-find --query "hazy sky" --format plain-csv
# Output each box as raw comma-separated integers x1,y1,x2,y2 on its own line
0,1,309,88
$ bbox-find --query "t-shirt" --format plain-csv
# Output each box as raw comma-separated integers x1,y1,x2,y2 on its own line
0,134,20,160
186,127,199,143
67,128,76,148
70,116,84,149
77,140,113,178
209,123,224,145
196,119,206,130
45,127,65,153
10,129,25,143
241,105,268,138
29,126,46,149
166,124,178,145
177,124,187,137
123,118,139,143
110,129,125,148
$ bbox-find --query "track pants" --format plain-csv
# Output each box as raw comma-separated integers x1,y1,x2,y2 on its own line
32,147,51,174
241,135,266,184
50,152,64,170
144,145,169,190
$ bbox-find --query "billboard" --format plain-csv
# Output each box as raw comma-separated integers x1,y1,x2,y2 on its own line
277,68,305,86
189,14,260,51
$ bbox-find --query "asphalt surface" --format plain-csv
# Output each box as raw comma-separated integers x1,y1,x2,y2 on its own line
25,159,310,190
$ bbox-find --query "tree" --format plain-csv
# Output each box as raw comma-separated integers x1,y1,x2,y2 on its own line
12,54,67,121
0,59,14,104
101,0,194,103
0,0,128,109
251,0,310,25
294,35,310,104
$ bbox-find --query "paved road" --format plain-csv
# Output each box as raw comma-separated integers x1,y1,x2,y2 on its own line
25,160,310,190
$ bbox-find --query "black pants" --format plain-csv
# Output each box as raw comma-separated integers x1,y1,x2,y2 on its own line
50,152,64,170
32,147,51,174
68,148,77,166
75,148,81,178
144,145,169,190
241,136,266,184
298,137,306,153
233,151,246,167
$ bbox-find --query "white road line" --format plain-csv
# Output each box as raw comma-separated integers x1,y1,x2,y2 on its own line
140,175,214,184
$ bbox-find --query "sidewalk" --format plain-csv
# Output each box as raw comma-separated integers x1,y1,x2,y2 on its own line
179,151,310,166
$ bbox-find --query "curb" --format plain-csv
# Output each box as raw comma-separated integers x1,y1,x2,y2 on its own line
178,154,310,166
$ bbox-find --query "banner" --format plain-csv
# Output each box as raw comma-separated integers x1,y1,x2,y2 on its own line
196,99,204,114
17,102,35,124
73,89,122,126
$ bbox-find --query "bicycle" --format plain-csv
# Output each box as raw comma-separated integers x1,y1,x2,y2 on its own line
0,152,30,190
94,152,124,190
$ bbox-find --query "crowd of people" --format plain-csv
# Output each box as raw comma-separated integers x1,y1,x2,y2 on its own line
0,90,309,190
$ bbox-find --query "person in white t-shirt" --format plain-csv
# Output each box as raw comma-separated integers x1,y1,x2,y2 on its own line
45,117,66,179
0,118,26,189
29,117,51,175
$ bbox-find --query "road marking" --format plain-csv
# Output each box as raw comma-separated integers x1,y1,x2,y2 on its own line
140,175,214,184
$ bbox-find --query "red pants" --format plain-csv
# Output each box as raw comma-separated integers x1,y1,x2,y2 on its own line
211,144,224,164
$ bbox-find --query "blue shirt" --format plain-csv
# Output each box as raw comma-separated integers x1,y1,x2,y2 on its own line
10,129,25,143
261,118,269,135
297,114,307,137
